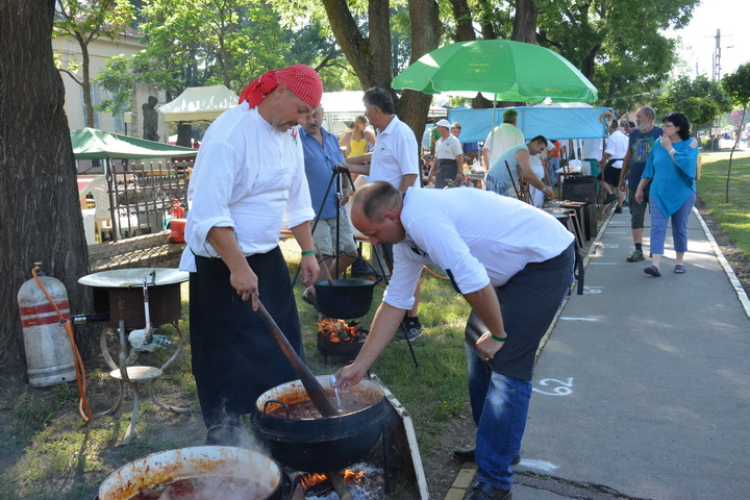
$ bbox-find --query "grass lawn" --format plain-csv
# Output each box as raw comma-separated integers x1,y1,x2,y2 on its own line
696,149,750,259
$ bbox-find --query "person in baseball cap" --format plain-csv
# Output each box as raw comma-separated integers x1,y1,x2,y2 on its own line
429,119,465,188
180,64,323,435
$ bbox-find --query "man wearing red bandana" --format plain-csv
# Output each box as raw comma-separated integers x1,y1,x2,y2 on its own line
180,65,323,437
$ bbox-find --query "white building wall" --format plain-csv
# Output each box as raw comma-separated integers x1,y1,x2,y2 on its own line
52,32,147,135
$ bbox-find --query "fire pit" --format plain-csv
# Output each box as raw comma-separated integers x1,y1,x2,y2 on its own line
317,319,367,360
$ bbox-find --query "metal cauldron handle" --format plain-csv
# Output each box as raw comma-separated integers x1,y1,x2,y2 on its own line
317,254,383,285
263,399,291,419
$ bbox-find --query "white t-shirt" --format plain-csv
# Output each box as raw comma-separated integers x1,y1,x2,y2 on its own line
370,115,420,189
179,105,314,272
483,123,525,166
581,138,604,161
604,130,629,168
435,134,463,161
383,187,574,310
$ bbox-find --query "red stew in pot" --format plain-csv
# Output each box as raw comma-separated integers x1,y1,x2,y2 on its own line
129,475,265,500
267,395,370,419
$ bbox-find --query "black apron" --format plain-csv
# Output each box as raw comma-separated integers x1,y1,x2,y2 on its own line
435,159,459,189
464,243,575,381
190,246,303,428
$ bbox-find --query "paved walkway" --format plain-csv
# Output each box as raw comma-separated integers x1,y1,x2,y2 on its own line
445,206,750,500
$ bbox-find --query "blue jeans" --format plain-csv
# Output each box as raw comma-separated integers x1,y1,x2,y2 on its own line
548,158,560,187
649,191,696,254
466,343,532,490
485,172,511,197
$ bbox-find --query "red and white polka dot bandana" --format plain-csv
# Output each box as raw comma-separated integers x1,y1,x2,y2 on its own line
239,64,323,109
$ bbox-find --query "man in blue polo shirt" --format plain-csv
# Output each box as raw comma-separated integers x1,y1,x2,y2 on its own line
299,105,358,310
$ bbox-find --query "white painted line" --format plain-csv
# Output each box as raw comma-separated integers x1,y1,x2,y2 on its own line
602,243,620,248
518,459,560,473
559,317,599,322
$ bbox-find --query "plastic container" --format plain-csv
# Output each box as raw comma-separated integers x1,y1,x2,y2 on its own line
170,218,186,243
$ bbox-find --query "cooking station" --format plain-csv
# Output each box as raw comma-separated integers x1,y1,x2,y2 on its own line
97,373,429,500
78,267,190,445
86,266,429,499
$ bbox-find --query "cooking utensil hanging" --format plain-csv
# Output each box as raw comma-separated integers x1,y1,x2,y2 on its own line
255,300,338,417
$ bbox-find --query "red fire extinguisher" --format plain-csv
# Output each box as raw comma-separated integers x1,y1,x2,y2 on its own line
170,199,185,220
170,199,187,243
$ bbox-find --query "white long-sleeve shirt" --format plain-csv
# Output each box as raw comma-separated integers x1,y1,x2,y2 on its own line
179,105,314,272
383,187,574,310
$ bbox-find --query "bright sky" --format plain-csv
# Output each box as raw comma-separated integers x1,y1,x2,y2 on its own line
665,0,750,79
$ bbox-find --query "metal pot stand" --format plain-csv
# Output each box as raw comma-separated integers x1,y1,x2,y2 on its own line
78,267,190,445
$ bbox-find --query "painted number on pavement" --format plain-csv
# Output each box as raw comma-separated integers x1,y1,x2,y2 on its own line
533,377,574,396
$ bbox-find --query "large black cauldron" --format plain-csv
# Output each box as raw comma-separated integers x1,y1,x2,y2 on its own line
252,376,390,473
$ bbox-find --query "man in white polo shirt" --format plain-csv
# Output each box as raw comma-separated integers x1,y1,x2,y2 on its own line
428,118,464,188
334,181,578,500
347,87,423,340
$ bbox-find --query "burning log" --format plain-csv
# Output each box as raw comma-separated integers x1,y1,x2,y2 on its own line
329,472,352,500
294,465,384,499
317,319,368,358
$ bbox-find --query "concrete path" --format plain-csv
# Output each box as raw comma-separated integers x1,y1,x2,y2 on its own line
446,206,750,500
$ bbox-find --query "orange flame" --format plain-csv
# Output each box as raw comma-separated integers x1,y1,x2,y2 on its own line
342,469,365,483
317,319,365,343
299,472,328,490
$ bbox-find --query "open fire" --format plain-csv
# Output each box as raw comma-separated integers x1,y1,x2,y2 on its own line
316,319,368,357
294,465,384,500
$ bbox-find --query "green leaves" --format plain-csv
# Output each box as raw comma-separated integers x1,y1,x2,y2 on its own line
722,63,750,108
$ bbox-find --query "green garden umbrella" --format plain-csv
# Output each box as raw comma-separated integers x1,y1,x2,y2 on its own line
392,39,598,103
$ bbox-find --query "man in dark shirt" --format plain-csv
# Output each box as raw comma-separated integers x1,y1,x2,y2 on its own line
619,106,663,262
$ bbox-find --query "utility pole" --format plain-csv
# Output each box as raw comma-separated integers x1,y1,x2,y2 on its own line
712,29,721,81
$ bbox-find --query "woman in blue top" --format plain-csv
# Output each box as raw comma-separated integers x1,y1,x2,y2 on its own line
635,112,698,276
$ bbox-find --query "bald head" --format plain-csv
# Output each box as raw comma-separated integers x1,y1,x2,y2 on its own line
350,181,405,245
352,181,401,223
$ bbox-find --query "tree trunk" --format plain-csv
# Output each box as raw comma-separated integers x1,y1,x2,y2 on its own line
448,0,476,42
396,0,443,142
0,0,95,379
512,0,539,44
79,34,95,128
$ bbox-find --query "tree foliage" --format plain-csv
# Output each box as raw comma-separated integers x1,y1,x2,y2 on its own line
136,0,288,97
720,63,750,203
722,63,750,110
537,0,699,111
656,75,730,131
54,0,135,127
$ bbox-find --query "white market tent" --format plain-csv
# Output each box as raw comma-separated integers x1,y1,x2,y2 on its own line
160,85,239,123
320,90,448,135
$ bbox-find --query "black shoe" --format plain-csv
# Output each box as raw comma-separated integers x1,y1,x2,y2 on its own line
453,445,476,462
466,481,512,500
453,446,520,465
396,317,423,341
614,206,622,214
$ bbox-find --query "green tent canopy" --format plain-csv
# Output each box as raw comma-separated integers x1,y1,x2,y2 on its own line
71,128,199,160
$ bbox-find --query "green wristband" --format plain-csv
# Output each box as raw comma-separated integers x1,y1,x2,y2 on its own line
491,334,507,342
301,250,315,257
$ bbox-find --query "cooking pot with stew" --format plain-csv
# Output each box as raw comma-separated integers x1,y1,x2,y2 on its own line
252,376,391,473
98,446,287,500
